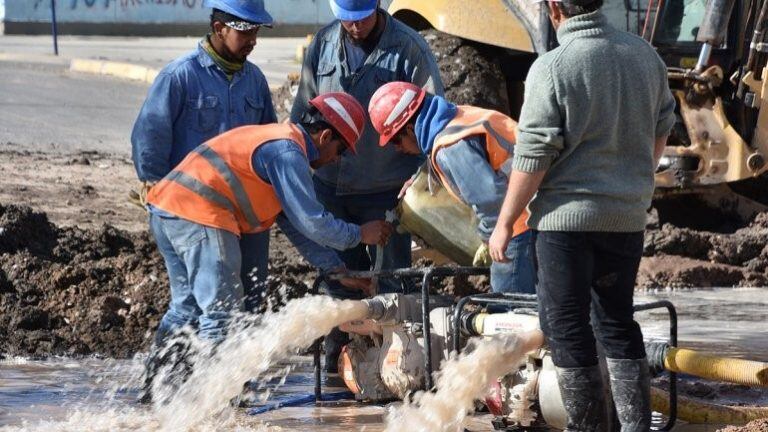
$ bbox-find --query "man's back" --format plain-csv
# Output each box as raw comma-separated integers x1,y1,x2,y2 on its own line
514,11,676,232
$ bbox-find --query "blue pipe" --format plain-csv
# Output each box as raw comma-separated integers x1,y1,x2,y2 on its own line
247,391,354,415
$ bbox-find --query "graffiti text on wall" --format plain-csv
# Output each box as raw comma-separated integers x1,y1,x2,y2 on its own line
34,0,203,10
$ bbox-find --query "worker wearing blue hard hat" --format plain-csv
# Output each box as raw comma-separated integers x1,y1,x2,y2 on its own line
328,0,378,21
203,0,274,26
132,0,278,403
291,0,444,382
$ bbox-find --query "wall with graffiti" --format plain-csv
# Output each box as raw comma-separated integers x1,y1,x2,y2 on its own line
4,0,344,25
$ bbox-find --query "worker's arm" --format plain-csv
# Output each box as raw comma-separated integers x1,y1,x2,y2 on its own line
289,35,320,124
255,140,362,251
489,170,547,262
434,136,508,241
130,72,183,182
654,134,669,169
489,60,563,262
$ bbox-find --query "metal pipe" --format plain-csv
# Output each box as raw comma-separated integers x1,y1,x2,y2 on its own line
695,43,714,72
50,0,59,56
634,300,678,431
421,268,435,390
311,276,324,403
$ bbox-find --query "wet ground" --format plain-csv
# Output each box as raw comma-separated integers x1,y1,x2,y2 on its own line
1,288,766,431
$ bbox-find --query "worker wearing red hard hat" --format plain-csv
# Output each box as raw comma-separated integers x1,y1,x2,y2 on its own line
368,81,536,296
140,92,393,403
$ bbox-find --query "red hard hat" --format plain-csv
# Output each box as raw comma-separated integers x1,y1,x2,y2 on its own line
368,82,426,147
308,92,366,154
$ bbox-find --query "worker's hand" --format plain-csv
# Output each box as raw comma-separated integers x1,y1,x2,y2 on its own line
128,181,156,210
489,225,512,263
473,243,492,267
397,176,416,199
339,277,375,297
360,220,394,246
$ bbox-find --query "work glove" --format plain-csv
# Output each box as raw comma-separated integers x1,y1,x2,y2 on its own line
128,181,155,210
473,243,493,267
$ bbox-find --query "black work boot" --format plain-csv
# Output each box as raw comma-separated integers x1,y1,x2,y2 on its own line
556,365,606,432
606,357,652,432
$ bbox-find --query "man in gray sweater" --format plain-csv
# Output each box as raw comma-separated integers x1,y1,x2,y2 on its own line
488,0,676,429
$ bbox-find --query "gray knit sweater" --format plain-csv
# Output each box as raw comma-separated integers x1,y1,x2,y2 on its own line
513,10,676,232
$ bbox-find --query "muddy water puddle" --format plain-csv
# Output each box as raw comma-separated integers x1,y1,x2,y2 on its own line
636,287,768,360
1,287,766,431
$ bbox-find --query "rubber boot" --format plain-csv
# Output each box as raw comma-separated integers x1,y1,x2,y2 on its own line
606,357,652,432
138,338,197,405
556,365,606,432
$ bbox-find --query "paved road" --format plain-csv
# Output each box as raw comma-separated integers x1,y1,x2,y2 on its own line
0,61,147,155
0,35,303,155
0,34,303,88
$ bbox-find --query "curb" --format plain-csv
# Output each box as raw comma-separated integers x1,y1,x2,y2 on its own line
69,58,159,84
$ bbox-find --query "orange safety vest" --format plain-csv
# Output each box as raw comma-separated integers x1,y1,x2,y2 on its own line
430,105,529,237
147,123,308,236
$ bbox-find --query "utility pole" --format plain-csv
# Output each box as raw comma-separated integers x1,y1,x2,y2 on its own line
51,0,59,56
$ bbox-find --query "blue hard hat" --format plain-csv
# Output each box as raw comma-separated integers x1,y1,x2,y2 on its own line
203,0,274,26
329,0,377,21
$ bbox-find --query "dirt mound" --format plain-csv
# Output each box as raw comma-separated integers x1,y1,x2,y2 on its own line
0,203,167,358
639,212,768,288
420,29,510,114
0,203,316,358
719,419,768,432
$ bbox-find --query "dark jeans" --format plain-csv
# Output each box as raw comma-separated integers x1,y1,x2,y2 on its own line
535,230,646,368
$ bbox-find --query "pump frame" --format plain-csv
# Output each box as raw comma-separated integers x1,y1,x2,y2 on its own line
311,269,679,431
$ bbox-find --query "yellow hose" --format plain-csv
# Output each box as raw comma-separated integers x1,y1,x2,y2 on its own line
651,387,768,424
663,347,768,387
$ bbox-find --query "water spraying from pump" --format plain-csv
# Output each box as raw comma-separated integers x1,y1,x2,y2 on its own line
383,330,544,432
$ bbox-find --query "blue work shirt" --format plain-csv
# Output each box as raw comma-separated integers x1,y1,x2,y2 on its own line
434,135,511,241
290,10,444,195
132,42,277,182
252,126,361,271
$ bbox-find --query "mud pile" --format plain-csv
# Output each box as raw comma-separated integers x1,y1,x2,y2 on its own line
718,419,768,432
0,203,167,358
637,212,768,288
0,203,315,358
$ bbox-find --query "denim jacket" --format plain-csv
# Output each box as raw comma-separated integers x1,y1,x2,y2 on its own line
290,10,444,195
131,42,277,182
434,135,510,241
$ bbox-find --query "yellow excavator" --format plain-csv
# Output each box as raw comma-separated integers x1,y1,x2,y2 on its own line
388,0,768,232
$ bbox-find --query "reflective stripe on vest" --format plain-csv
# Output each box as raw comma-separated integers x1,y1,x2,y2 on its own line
147,123,308,235
192,144,261,228
166,170,236,214
436,119,515,156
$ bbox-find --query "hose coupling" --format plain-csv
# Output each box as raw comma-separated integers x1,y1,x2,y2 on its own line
645,341,670,376
361,294,399,322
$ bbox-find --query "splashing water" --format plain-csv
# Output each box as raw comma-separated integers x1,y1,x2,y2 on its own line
4,295,369,432
384,330,544,432
155,295,369,431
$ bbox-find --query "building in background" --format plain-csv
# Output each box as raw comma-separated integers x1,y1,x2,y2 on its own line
2,0,391,36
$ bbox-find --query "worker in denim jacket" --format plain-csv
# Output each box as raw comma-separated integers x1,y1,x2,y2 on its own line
290,0,443,375
131,0,277,313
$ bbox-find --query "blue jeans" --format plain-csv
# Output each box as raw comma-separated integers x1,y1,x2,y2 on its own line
240,230,269,312
490,230,537,295
313,177,412,372
535,231,646,368
149,212,244,343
